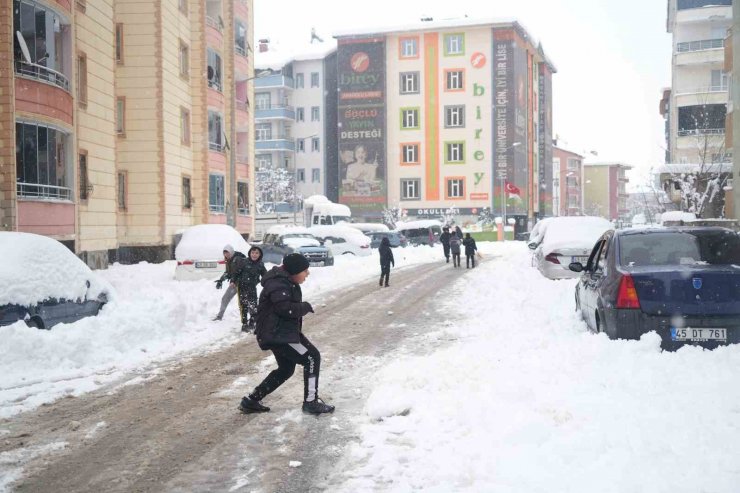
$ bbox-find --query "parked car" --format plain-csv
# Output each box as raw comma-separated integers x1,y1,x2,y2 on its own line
395,220,443,246
175,224,251,281
308,225,372,256
259,226,334,266
570,227,740,350
368,231,408,248
527,217,554,250
341,222,390,235
0,232,112,330
531,216,612,279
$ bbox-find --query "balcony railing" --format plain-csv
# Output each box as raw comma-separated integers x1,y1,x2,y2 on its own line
256,133,292,141
236,154,249,163
209,141,225,152
236,100,249,112
14,60,70,92
235,44,247,57
207,77,222,92
17,182,73,201
209,203,226,213
206,16,223,32
676,38,724,53
238,206,250,216
677,128,725,136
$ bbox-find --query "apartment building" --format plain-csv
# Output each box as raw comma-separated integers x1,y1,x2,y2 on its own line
332,19,555,223
666,0,732,165
583,161,632,222
552,146,584,216
1,0,254,267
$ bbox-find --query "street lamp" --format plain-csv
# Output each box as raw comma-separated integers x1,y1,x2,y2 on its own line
499,141,521,240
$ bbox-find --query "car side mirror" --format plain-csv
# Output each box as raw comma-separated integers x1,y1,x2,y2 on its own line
569,262,584,273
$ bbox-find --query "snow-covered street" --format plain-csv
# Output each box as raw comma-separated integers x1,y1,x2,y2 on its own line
2,242,740,492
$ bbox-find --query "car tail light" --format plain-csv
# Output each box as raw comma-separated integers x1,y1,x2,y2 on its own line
177,260,194,266
616,274,641,309
361,244,369,248
217,260,226,264
544,253,561,264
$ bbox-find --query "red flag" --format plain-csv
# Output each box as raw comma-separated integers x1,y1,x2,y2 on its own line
505,181,521,195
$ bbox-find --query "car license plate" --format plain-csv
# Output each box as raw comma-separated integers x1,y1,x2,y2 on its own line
309,262,323,267
571,256,588,264
195,261,217,269
670,327,727,342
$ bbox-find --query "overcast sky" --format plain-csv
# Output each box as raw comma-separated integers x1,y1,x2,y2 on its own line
255,0,672,185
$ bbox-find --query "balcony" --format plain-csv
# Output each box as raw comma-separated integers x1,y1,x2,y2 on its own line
255,136,296,152
206,16,223,33
675,46,724,66
676,4,731,24
15,60,69,92
676,38,723,53
17,182,73,201
255,104,296,121
254,75,294,89
677,127,725,137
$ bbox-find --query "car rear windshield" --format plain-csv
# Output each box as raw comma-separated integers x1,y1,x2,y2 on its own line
620,230,740,266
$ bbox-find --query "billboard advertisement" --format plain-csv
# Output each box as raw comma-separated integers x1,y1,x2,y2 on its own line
538,63,554,216
337,39,387,215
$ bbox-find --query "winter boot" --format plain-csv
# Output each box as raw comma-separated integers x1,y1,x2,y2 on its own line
239,396,270,413
241,323,252,333
213,315,223,321
302,397,335,415
379,277,383,287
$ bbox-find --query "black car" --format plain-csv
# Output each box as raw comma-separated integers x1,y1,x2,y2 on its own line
571,227,740,350
368,231,408,248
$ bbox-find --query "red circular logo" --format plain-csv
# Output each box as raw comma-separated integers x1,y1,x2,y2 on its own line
350,52,370,73
470,52,487,69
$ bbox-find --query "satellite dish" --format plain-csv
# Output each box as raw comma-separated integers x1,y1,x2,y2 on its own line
16,31,31,64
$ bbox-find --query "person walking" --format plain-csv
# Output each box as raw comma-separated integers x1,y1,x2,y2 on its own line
449,232,462,268
232,246,267,332
463,233,478,269
378,236,395,287
213,245,245,321
238,253,335,415
455,225,463,239
439,226,451,263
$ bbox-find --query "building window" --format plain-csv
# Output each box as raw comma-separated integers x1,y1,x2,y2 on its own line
401,108,420,130
208,110,224,151
311,106,320,121
180,107,190,145
297,168,306,182
444,33,465,56
256,154,272,169
446,178,465,199
77,53,87,107
311,72,320,87
401,179,420,200
401,143,419,165
256,123,271,141
209,173,225,213
116,97,125,135
182,176,191,209
255,92,271,110
445,142,465,163
115,23,124,64
445,69,464,91
117,171,127,210
207,49,222,91
179,41,189,78
567,158,579,169
445,105,465,128
296,107,305,122
15,122,71,199
710,69,728,91
400,72,419,94
312,168,321,183
312,137,320,152
179,0,187,15
677,104,726,135
79,151,88,201
295,73,304,88
568,194,578,208
238,181,249,215
235,20,247,56
400,37,419,58
297,138,305,152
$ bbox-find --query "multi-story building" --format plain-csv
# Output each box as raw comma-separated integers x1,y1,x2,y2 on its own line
728,1,738,219
552,146,584,216
583,161,632,222
1,0,255,267
332,19,555,223
666,0,732,165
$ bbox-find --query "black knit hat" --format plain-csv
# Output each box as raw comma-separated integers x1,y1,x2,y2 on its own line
282,253,310,275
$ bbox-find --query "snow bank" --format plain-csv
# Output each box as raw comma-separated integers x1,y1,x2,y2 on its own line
175,224,251,261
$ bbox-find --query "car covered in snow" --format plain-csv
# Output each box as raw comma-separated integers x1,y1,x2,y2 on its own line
174,224,251,281
570,227,740,350
395,220,443,246
0,232,113,330
367,231,408,249
530,216,612,279
308,225,372,256
259,226,334,267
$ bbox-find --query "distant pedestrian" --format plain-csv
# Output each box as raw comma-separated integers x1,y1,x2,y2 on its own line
439,226,451,263
231,246,267,332
213,245,245,321
428,227,435,246
463,233,478,268
449,232,462,268
238,253,335,415
379,236,395,287
455,225,463,239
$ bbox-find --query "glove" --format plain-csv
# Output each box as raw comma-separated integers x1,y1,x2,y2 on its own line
215,280,223,289
303,302,314,314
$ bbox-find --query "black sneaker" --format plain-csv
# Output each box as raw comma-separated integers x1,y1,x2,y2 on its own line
302,398,335,415
239,396,270,413
241,324,252,333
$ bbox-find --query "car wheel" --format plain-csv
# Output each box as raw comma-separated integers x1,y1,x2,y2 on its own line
27,316,46,330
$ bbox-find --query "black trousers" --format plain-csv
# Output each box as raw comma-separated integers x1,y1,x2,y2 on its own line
380,265,390,286
237,283,258,324
466,254,476,268
442,244,450,261
452,252,461,267
250,334,321,402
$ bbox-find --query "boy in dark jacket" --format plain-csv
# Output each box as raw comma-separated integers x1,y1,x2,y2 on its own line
439,227,451,263
378,236,395,287
449,232,462,268
239,253,334,415
231,246,267,332
463,233,478,268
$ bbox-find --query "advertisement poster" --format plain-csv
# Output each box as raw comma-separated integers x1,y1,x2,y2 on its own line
539,63,554,216
337,39,387,214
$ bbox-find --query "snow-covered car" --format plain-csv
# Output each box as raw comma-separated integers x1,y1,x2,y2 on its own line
259,226,334,267
308,225,372,256
368,231,408,248
340,222,390,235
531,216,613,280
395,220,443,246
0,232,113,330
527,217,554,250
174,224,251,281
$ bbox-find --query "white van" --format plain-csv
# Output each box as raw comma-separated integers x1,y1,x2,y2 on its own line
308,225,372,257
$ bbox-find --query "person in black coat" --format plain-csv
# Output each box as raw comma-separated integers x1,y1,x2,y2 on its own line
239,253,335,415
378,236,395,287
463,233,478,268
439,226,451,263
231,246,267,332
455,225,463,239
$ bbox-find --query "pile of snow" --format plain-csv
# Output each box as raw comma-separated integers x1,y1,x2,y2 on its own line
303,195,330,205
175,224,251,261
659,211,697,224
0,232,112,306
540,216,612,254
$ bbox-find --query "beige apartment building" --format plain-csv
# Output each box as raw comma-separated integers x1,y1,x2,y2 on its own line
0,0,254,267
583,161,632,222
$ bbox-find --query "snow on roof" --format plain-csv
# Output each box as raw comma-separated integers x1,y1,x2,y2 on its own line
0,232,112,306
303,195,331,205
583,159,634,169
541,216,612,255
653,163,733,174
255,39,336,70
311,202,352,216
341,222,390,233
659,211,697,224
266,225,312,235
175,224,251,261
308,225,370,241
395,219,443,231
